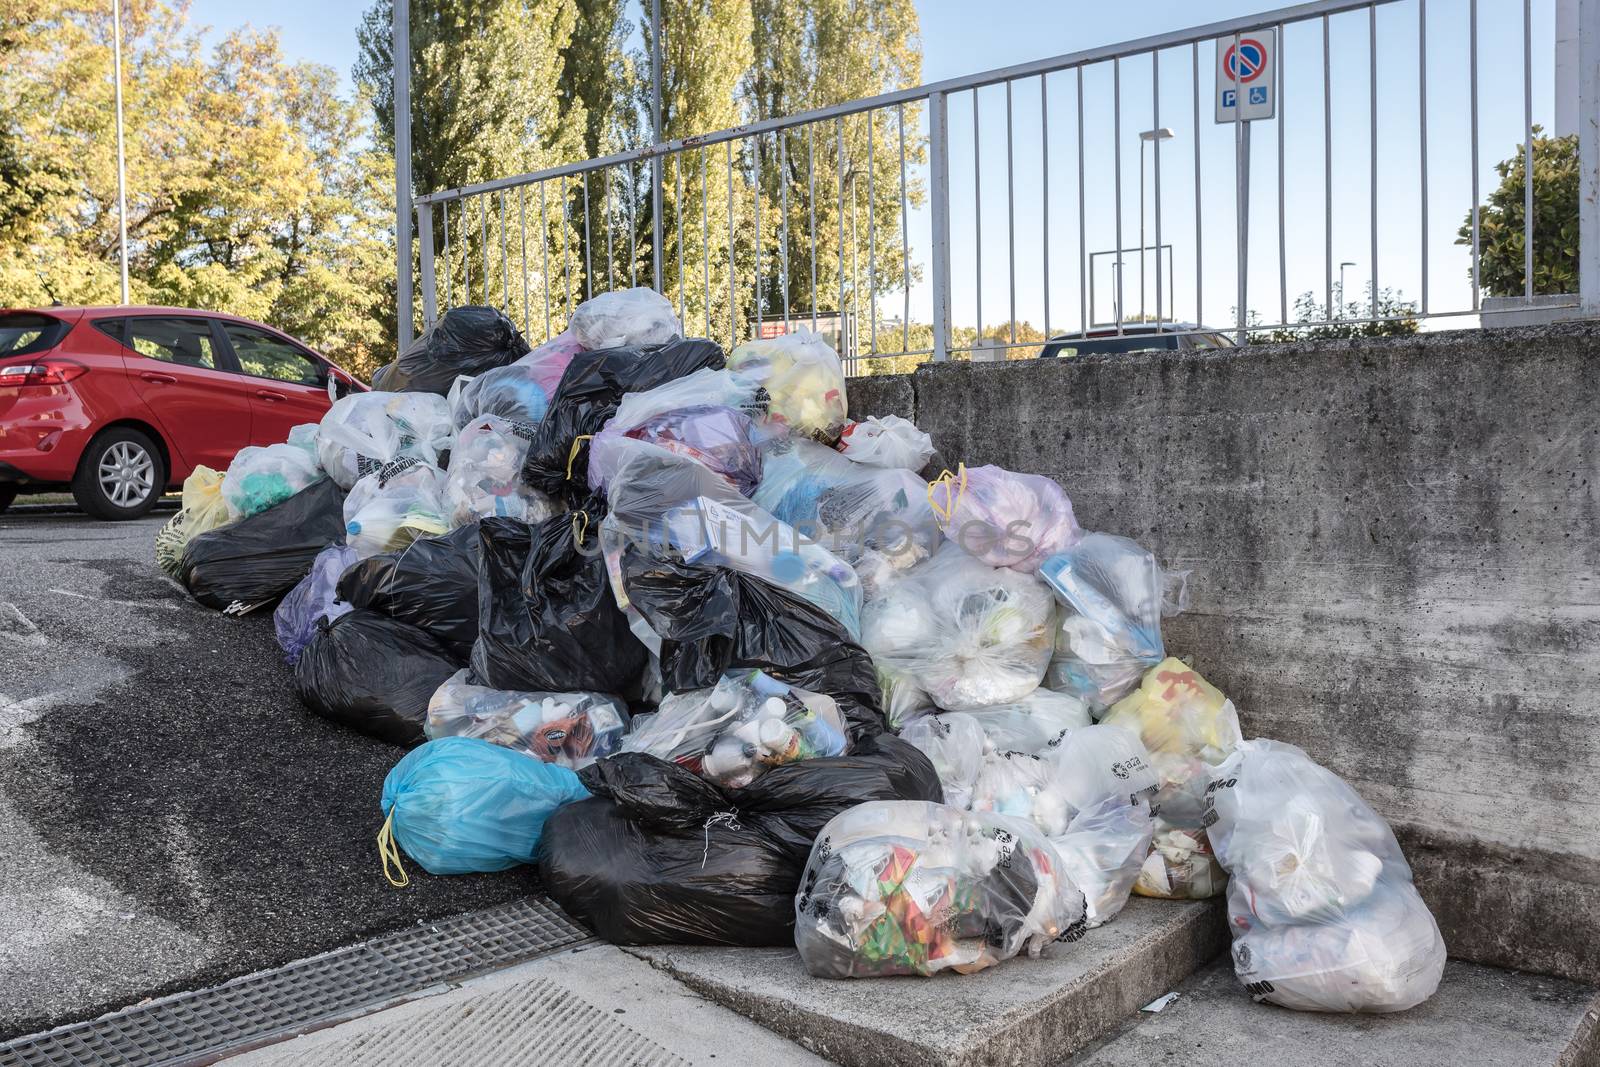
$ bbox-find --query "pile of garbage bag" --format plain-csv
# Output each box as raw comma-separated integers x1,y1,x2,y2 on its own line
162,284,1443,1014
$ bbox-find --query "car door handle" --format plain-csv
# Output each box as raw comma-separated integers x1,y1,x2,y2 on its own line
254,389,287,402
140,371,177,385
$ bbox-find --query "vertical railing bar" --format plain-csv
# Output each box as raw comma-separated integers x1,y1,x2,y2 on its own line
540,181,552,341
726,141,736,350
851,144,860,371
1194,43,1203,328
1155,47,1167,327
1324,15,1333,316
629,161,638,289
418,202,437,327
1006,80,1016,345
898,102,910,354
809,123,819,333
1077,66,1087,334
442,196,451,311
1041,74,1051,341
1113,57,1124,334
702,146,711,338
1369,4,1379,314
867,109,877,355
561,178,573,322
781,132,791,330
1276,23,1286,326
480,194,489,305
1469,0,1480,310
754,133,763,331
676,154,685,326
519,185,529,336
974,91,983,345
463,200,471,302
1418,0,1429,316
583,174,593,301
1522,0,1533,300
606,169,615,292
500,191,509,313
837,118,846,361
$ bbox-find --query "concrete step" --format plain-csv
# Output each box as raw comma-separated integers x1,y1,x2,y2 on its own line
626,896,1229,1067
1072,957,1600,1067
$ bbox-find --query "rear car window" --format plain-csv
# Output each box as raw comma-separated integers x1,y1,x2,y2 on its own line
1042,333,1181,358
0,312,71,359
125,317,218,370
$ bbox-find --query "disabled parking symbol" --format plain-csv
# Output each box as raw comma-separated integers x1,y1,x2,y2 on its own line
1248,86,1268,105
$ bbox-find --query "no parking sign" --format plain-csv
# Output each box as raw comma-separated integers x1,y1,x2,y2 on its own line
1215,29,1276,122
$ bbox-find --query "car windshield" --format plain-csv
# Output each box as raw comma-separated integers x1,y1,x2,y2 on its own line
0,313,70,359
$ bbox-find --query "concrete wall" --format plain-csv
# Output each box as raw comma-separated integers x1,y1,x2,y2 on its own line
850,324,1600,984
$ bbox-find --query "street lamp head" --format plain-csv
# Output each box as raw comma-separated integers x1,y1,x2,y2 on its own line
1139,127,1176,141
1339,260,1356,269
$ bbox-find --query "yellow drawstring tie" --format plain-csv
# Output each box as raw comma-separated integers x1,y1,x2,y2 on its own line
571,509,590,548
926,464,968,525
565,434,594,481
377,808,410,888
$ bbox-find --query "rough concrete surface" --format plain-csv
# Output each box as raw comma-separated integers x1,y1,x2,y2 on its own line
0,512,526,1040
853,324,1600,983
629,897,1227,1067
1075,958,1600,1067
218,943,827,1067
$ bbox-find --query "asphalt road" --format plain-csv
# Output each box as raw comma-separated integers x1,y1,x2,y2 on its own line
0,510,528,1040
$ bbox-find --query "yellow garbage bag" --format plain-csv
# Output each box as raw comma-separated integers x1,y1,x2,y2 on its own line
154,465,230,578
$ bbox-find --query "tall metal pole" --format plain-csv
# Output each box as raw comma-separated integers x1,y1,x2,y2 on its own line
1580,0,1599,315
393,0,414,346
649,0,665,293
111,0,129,304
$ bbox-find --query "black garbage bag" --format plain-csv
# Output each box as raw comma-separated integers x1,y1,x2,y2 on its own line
616,550,884,740
371,306,531,394
337,523,480,658
180,478,345,612
469,514,648,695
293,609,461,746
538,737,941,946
521,338,725,502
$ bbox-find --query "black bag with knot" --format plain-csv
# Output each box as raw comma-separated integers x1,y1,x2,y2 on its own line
469,511,649,696
537,738,942,946
521,338,724,505
371,306,530,394
337,523,480,659
293,609,461,746
180,477,346,612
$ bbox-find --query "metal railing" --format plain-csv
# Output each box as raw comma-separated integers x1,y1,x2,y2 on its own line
395,0,1600,372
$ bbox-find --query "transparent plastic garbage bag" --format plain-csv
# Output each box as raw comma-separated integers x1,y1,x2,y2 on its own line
222,442,322,520
794,800,1087,978
860,542,1056,712
568,286,683,349
929,464,1081,574
962,687,1092,755
1039,532,1187,712
511,328,585,400
837,415,934,471
273,543,356,665
318,391,454,490
897,712,987,809
620,668,850,788
587,369,766,497
425,669,628,770
343,459,450,559
443,416,559,528
447,362,550,431
726,329,848,441
154,465,229,578
1204,738,1446,1013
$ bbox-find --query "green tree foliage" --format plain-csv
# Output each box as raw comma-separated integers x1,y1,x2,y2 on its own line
0,0,396,377
1249,288,1420,344
1458,130,1580,298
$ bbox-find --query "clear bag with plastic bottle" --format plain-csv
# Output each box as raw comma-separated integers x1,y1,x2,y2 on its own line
619,668,851,788
928,464,1082,574
1039,532,1187,713
794,800,1087,978
1203,738,1446,1013
343,459,450,558
443,416,559,527
897,712,987,809
425,669,629,770
860,542,1056,712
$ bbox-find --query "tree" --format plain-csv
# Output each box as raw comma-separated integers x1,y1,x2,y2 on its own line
1458,129,1579,298
0,0,397,377
1249,288,1420,344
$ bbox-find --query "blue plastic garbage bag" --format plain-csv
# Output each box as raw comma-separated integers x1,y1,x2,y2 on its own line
378,737,590,878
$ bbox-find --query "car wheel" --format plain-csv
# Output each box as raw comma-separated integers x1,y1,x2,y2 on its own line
73,427,166,520
0,484,16,514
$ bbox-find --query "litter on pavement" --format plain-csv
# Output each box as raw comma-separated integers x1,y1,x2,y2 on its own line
160,283,1445,1011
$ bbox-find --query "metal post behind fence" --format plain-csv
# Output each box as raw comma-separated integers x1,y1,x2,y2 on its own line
1581,0,1600,315
927,91,952,361
417,203,436,326
650,0,665,292
393,0,413,347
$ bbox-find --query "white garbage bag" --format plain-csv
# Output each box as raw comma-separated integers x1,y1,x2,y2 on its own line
837,414,935,471
343,458,450,559
897,712,987,808
568,286,683,349
1204,738,1446,1013
425,669,629,770
220,442,322,520
443,416,558,527
794,800,1087,978
317,391,453,490
726,329,849,441
962,687,1092,755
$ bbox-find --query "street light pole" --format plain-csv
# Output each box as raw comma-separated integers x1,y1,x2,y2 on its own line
111,0,129,304
1138,128,1173,324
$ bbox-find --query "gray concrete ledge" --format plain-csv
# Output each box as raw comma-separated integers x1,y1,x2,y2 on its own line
627,897,1227,1067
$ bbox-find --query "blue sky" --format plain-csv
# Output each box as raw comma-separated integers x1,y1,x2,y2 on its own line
187,0,1563,338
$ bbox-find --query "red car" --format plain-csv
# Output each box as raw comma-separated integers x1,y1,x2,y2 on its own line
0,306,365,519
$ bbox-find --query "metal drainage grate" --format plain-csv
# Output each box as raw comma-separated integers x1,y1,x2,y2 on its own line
1,896,594,1067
